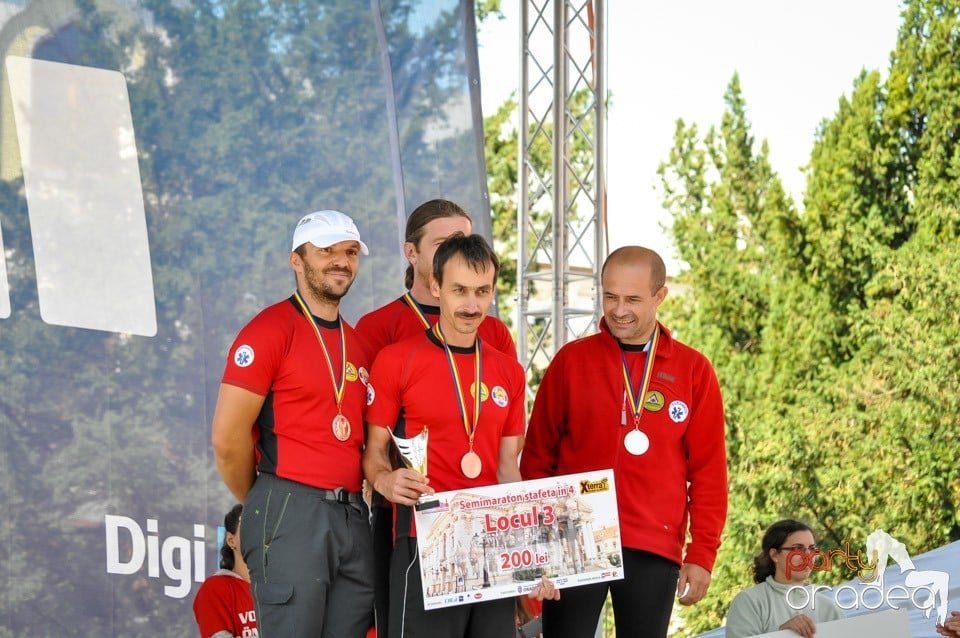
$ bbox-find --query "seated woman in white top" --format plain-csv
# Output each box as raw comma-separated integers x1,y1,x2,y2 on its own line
725,519,844,638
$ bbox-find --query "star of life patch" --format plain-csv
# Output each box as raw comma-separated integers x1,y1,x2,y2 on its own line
668,400,689,423
233,345,254,367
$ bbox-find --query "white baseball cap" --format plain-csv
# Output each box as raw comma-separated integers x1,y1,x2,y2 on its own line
291,210,369,254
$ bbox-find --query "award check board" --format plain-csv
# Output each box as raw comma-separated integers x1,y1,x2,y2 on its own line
753,607,911,637
413,470,624,610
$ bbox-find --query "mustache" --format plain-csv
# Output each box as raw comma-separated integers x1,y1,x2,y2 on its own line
323,267,353,276
455,311,482,320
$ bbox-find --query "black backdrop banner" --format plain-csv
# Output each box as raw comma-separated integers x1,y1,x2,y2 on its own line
0,1,490,635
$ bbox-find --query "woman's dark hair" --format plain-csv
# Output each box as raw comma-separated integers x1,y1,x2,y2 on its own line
752,519,812,583
404,199,471,289
219,504,243,571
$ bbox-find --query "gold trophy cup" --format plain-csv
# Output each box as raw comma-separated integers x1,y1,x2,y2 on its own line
390,427,440,511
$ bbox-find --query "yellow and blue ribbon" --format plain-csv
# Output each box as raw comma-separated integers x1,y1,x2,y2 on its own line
433,322,482,452
294,291,346,410
402,292,432,329
620,324,660,428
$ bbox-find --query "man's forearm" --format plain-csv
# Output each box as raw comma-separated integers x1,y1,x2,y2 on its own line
362,442,395,498
215,451,256,502
497,463,522,484
211,383,264,502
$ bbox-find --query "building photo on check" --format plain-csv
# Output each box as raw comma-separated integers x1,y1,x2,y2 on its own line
414,470,625,609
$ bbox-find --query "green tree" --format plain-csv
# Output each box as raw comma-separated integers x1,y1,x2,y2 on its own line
658,73,806,634
484,95,521,325
656,2,960,635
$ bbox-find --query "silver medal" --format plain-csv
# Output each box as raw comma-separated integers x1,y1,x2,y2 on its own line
624,429,649,456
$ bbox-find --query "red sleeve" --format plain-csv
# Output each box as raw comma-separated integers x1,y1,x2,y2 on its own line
365,345,404,430
502,360,527,437
342,320,373,371
221,308,288,396
192,578,233,638
519,348,567,479
681,353,728,571
354,309,391,359
490,317,518,360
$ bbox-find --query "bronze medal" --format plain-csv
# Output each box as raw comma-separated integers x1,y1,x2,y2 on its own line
460,450,482,478
332,414,351,442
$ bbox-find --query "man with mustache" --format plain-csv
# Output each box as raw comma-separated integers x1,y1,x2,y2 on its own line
363,233,558,638
354,198,518,636
212,210,375,637
521,245,728,638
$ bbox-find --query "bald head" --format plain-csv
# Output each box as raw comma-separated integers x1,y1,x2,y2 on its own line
601,246,666,295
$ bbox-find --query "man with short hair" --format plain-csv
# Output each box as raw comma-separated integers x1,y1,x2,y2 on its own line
354,199,516,635
212,209,374,638
520,245,728,638
363,233,556,638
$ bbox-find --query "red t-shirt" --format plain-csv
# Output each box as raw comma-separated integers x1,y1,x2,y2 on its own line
366,330,526,534
355,295,517,359
192,570,256,638
222,297,370,492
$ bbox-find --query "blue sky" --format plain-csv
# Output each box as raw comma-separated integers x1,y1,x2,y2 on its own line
477,1,904,273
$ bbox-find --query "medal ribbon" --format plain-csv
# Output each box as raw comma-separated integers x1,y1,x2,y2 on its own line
293,291,346,412
432,322,482,452
620,324,660,429
402,292,432,329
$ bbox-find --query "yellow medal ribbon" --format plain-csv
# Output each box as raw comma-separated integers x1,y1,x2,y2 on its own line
620,324,660,428
293,291,346,410
432,322,482,452
402,292,432,329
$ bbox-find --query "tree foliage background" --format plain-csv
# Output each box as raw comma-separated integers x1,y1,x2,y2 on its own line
653,0,960,633
481,1,959,635
0,1,489,635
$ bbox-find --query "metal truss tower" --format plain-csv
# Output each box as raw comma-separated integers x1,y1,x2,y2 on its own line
518,0,607,380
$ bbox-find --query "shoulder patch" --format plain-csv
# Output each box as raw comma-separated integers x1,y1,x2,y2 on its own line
491,385,509,408
233,345,254,368
668,400,689,423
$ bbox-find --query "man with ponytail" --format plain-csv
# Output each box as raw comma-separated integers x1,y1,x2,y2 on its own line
354,198,515,357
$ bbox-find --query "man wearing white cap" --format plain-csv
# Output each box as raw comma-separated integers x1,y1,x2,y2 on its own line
212,210,375,637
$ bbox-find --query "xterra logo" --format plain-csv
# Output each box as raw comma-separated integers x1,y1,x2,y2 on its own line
3,56,156,336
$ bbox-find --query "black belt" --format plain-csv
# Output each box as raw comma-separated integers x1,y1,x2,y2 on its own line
319,487,363,506
255,473,364,508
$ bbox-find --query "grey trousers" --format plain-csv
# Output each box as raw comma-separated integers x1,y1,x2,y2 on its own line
241,473,374,638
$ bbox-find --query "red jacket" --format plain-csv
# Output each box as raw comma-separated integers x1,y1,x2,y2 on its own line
520,322,727,570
